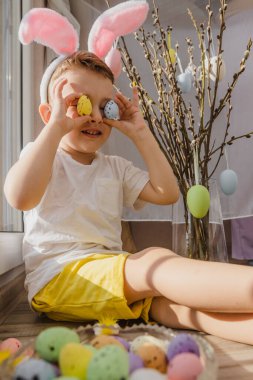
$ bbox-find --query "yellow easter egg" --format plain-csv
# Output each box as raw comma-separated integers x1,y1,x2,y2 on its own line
168,48,176,64
187,185,210,219
0,350,11,364
77,95,92,116
59,342,93,380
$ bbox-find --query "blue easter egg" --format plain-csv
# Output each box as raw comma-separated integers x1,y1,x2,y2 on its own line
219,169,238,195
14,358,56,380
176,72,192,93
104,100,120,120
167,333,200,361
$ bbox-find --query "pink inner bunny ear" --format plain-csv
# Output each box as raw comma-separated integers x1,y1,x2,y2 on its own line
19,8,79,55
105,47,122,79
88,0,149,58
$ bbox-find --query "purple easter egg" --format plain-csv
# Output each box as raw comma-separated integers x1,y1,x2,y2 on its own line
167,333,200,361
128,351,144,374
114,336,130,351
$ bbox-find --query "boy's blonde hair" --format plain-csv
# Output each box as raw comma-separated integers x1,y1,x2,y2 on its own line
48,51,114,101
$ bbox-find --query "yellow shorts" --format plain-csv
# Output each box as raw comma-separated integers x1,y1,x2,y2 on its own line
32,253,152,323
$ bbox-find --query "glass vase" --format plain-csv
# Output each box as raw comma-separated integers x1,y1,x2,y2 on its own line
172,179,228,262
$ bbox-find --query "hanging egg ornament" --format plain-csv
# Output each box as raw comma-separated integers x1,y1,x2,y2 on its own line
176,72,192,93
104,100,120,120
219,169,238,195
77,95,92,116
167,32,176,64
187,185,210,219
204,56,226,82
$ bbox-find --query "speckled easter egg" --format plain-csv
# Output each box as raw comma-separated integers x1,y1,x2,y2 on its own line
53,377,79,380
14,358,56,380
77,95,92,116
129,368,167,380
219,169,238,195
168,352,204,380
187,185,210,219
130,335,167,353
114,336,130,351
135,343,167,373
87,345,129,380
167,333,200,361
103,100,120,120
128,351,144,373
59,343,93,380
35,327,80,362
0,337,22,353
90,335,126,350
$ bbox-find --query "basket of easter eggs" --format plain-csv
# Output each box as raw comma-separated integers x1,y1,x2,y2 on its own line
0,323,218,379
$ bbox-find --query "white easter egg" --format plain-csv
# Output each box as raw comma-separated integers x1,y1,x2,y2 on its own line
219,169,238,195
104,100,120,120
130,368,167,380
176,72,192,93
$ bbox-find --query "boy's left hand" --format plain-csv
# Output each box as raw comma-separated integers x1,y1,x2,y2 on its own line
103,87,147,141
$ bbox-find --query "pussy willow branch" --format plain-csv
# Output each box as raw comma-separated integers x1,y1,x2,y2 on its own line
119,0,252,193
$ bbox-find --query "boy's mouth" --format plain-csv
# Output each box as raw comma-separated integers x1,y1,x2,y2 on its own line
81,129,102,136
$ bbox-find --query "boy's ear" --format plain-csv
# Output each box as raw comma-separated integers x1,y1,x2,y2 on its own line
39,103,52,124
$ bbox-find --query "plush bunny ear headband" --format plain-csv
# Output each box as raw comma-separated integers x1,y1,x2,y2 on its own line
18,1,149,104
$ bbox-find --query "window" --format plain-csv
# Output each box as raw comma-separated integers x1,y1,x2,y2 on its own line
0,0,23,275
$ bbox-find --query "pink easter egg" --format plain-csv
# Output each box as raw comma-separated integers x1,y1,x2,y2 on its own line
0,338,22,354
168,352,204,380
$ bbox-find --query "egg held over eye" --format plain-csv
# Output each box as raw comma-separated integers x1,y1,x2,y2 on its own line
103,100,120,120
77,95,93,116
186,185,210,219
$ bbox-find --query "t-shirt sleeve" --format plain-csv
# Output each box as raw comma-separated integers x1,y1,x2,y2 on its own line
121,159,150,210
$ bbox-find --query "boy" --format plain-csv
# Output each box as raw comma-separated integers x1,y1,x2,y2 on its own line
4,51,253,345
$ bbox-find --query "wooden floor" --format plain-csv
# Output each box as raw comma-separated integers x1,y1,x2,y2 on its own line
1,291,253,379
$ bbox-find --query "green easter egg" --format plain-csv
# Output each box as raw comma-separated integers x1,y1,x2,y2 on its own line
187,185,210,219
59,343,93,380
87,345,129,380
35,327,80,362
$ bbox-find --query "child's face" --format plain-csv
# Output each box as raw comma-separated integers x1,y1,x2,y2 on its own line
50,67,114,156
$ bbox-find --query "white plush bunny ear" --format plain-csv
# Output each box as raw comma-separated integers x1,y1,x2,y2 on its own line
19,8,79,55
19,8,79,104
88,0,149,59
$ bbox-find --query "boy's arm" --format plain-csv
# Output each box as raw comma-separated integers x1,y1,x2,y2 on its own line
4,79,89,211
104,88,180,205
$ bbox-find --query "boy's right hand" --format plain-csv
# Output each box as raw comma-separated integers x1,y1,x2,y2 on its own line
49,78,91,135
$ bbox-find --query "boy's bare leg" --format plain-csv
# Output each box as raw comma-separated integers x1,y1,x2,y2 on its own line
123,247,253,312
150,297,253,345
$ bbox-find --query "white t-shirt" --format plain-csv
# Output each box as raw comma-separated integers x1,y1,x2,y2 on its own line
20,144,149,303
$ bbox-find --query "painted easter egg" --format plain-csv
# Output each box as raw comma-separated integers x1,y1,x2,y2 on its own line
130,335,167,354
168,352,204,380
129,368,167,380
103,100,120,120
136,343,167,373
176,72,192,93
219,169,238,195
87,345,129,380
14,358,56,380
128,351,144,373
35,327,80,362
90,335,126,350
77,95,92,116
185,62,196,83
59,343,93,380
187,185,210,218
0,337,22,354
167,333,200,361
53,377,79,380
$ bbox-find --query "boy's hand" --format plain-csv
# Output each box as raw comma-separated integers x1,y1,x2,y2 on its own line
49,78,91,134
104,87,148,141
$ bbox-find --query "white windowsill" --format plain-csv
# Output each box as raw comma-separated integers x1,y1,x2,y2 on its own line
0,232,24,275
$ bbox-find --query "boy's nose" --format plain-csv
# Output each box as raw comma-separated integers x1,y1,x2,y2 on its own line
90,107,103,124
